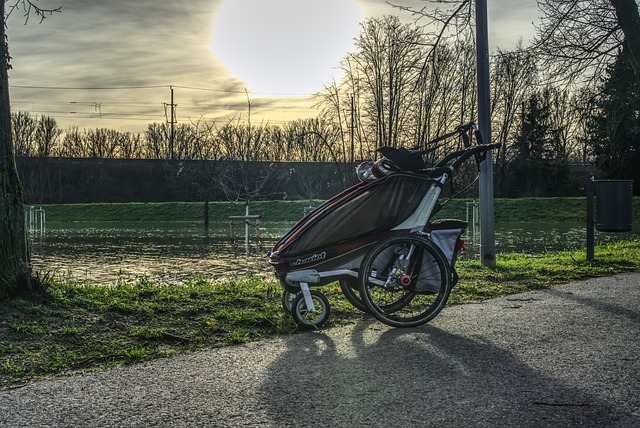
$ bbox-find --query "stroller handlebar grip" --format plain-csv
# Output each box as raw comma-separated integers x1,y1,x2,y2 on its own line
425,166,454,177
451,143,500,168
432,143,499,170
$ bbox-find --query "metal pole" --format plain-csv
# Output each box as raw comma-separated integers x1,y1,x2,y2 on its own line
230,219,236,252
586,174,595,261
475,0,496,267
170,85,175,160
245,204,250,257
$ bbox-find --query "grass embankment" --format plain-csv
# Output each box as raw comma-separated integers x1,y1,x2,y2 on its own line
2,239,640,389
40,200,325,223
441,196,640,223
39,197,640,223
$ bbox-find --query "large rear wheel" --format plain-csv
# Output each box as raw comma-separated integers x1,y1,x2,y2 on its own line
358,233,451,328
339,278,368,312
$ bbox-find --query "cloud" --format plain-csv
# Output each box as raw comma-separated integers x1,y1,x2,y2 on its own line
6,0,245,131
6,0,539,133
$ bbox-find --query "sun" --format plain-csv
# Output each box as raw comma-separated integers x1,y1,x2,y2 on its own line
211,0,363,96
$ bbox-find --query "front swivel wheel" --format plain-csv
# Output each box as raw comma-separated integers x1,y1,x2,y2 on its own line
291,290,330,329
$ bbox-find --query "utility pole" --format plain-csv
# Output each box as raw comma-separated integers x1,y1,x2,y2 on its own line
475,0,496,267
164,86,177,160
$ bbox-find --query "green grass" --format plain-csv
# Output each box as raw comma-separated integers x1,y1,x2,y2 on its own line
39,200,325,223
450,240,640,304
437,196,640,223
37,197,640,224
1,239,639,389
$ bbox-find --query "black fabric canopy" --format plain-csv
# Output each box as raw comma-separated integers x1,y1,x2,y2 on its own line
279,173,435,257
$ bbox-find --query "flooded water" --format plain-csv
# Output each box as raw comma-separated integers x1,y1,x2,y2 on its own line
29,220,639,286
29,221,291,285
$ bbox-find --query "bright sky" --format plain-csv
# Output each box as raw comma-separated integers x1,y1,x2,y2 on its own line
6,0,538,133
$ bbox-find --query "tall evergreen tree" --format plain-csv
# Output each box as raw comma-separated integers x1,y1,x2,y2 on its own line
589,49,640,192
503,88,573,197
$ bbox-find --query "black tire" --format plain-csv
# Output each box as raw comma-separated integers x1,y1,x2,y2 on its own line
358,233,451,328
281,291,297,313
339,278,368,312
341,277,412,313
291,290,331,329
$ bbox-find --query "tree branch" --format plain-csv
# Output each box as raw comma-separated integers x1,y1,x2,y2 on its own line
6,0,62,24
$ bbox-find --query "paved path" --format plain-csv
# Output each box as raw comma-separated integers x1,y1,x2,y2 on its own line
1,273,639,427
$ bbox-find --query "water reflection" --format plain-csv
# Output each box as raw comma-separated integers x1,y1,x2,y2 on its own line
466,222,638,256
29,221,638,285
29,221,291,285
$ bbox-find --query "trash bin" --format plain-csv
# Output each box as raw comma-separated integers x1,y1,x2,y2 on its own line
595,180,633,232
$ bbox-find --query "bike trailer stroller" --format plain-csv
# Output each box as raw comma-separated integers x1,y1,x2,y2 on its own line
268,123,498,329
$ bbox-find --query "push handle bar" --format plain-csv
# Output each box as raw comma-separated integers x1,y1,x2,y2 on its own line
426,122,476,147
377,122,498,178
451,143,501,170
428,142,500,177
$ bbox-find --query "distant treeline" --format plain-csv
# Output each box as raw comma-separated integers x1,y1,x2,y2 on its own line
17,157,597,205
16,157,357,204
12,17,640,197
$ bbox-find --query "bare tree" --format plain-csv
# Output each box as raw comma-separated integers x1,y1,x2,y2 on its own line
118,131,143,159
59,126,87,158
391,0,640,84
172,123,201,160
318,65,371,161
490,43,537,194
569,90,600,164
413,38,476,146
345,16,425,151
190,117,221,161
84,128,117,158
214,93,281,206
534,0,640,85
318,13,481,163
11,111,37,156
1,0,61,295
390,0,474,73
282,118,339,162
34,115,61,157
315,80,351,161
143,123,169,159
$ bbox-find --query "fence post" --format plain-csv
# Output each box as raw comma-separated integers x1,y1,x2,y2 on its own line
228,215,262,256
586,174,595,261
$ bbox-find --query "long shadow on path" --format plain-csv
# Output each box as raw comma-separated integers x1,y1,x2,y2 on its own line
257,318,636,427
1,274,638,427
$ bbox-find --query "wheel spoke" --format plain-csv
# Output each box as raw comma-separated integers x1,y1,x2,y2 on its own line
359,233,451,327
291,290,330,329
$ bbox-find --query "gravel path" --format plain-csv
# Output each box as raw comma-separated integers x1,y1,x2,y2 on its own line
1,272,639,427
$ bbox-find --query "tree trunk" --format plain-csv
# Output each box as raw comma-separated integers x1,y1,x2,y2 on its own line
610,0,640,83
0,1,30,296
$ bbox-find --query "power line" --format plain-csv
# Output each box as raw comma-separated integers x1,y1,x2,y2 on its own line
11,84,168,90
172,85,318,96
9,84,321,131
12,100,161,107
11,100,319,116
11,84,320,97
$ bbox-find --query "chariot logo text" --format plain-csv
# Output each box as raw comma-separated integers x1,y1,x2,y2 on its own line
290,252,326,266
